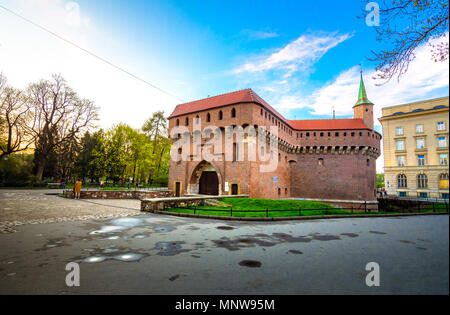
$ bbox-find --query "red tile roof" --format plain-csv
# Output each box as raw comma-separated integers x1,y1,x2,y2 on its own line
288,119,369,130
169,88,370,130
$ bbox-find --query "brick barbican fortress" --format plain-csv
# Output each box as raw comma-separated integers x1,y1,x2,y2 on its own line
168,73,381,204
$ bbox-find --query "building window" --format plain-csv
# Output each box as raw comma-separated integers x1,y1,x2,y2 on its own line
231,108,236,118
396,140,405,151
335,132,339,137
219,110,223,120
419,192,428,198
440,173,449,189
351,132,355,137
417,174,428,188
399,191,407,197
206,113,211,122
260,108,263,116
397,174,407,188
437,121,446,131
306,132,310,137
278,188,281,197
185,117,189,126
396,127,403,136
318,158,324,166
320,132,324,137
416,124,424,133
438,136,447,148
366,159,370,166
176,119,180,126
417,155,425,166
359,132,362,136
416,138,425,149
440,154,448,165
397,156,406,166
442,193,449,199
195,115,200,124
232,143,238,162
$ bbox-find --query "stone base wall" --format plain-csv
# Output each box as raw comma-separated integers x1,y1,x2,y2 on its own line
66,190,172,200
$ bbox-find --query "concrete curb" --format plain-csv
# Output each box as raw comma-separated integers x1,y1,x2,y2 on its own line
152,210,449,221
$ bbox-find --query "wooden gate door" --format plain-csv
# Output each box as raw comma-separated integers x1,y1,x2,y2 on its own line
199,171,219,195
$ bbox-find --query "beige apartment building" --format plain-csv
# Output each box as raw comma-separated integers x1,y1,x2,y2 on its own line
379,96,449,199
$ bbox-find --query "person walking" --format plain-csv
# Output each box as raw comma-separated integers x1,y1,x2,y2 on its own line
74,180,82,199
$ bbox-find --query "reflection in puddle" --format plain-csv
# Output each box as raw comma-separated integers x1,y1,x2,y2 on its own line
155,241,189,256
239,260,262,268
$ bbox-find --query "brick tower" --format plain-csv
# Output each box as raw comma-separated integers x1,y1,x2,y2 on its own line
353,70,374,130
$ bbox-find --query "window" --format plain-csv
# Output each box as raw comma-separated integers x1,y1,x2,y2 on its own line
185,117,189,126
419,192,428,198
320,132,324,137
344,132,347,136
440,154,448,165
438,136,447,148
335,132,339,137
219,110,223,120
232,143,238,162
396,127,403,136
195,115,200,124
417,174,428,188
231,108,236,118
278,188,281,197
397,156,406,166
399,191,407,197
440,173,449,189
417,155,425,166
366,159,370,166
176,119,180,126
285,188,288,195
351,132,355,137
416,124,424,133
396,140,405,151
260,108,263,116
437,121,446,131
318,158,324,166
306,132,310,137
397,174,407,188
416,138,425,149
206,113,211,122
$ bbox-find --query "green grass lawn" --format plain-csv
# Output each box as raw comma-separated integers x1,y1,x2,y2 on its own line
166,198,352,218
164,197,449,218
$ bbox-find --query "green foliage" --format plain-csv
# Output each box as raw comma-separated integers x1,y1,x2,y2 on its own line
0,154,34,186
376,173,385,188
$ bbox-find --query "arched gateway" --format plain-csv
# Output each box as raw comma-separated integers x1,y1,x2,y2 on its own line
189,161,221,195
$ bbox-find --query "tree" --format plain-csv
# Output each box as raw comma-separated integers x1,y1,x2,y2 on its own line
142,111,168,183
363,0,449,83
0,75,36,160
27,74,98,182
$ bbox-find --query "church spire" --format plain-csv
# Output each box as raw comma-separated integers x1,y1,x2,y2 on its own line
354,69,373,107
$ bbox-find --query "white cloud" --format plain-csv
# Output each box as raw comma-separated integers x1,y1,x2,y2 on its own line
0,0,179,129
273,33,449,173
241,29,279,40
233,31,353,77
275,33,449,122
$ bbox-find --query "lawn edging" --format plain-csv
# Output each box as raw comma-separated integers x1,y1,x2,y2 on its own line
154,210,449,221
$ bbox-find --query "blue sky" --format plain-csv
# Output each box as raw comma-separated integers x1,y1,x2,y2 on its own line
0,0,448,135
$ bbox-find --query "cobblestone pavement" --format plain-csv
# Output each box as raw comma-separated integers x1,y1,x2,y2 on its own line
0,189,140,233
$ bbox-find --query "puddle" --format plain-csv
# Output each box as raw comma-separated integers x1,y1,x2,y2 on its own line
216,226,234,230
312,234,340,241
89,217,150,235
287,250,303,254
369,231,387,235
399,240,416,244
154,226,176,233
239,260,262,268
83,256,106,263
341,233,359,238
416,247,427,250
133,234,148,239
83,252,148,263
154,241,189,256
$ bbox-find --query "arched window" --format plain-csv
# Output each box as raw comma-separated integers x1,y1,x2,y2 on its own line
231,108,236,118
195,115,200,124
318,158,324,166
185,117,189,126
206,113,211,122
176,119,180,126
440,173,449,189
219,110,223,120
417,174,428,188
398,174,407,188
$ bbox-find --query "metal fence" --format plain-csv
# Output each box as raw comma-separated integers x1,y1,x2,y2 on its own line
164,200,449,218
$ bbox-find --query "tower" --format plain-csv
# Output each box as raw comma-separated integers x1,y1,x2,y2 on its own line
353,70,374,129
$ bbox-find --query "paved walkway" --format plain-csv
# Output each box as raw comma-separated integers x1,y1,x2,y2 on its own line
0,189,140,233
0,209,448,294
